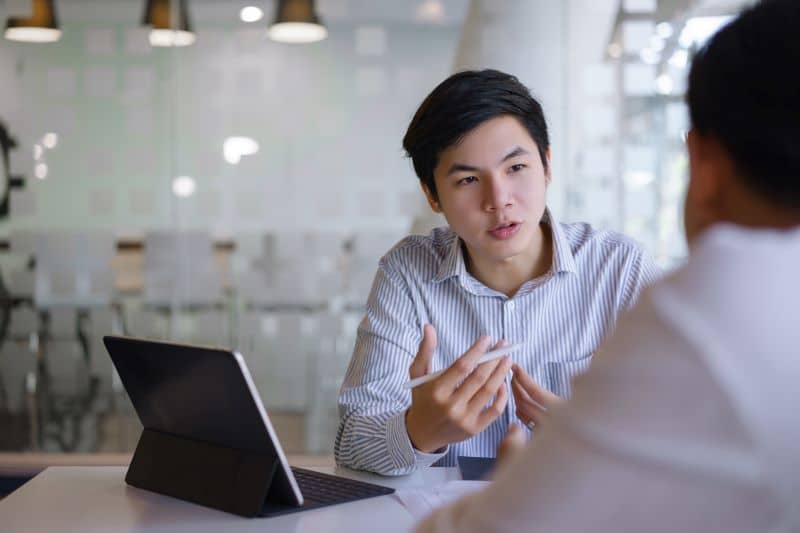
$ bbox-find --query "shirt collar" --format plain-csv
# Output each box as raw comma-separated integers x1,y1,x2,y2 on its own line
433,233,467,283
431,207,577,284
545,207,578,274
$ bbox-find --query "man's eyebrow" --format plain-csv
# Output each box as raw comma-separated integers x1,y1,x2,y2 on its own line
446,162,479,176
500,146,529,163
445,146,530,176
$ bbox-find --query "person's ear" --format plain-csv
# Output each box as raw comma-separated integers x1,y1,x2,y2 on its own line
421,182,442,213
686,129,725,211
544,148,552,186
684,128,731,243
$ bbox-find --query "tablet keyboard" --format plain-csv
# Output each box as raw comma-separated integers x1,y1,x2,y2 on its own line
291,467,395,505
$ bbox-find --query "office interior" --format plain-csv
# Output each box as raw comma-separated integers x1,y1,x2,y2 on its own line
0,0,750,496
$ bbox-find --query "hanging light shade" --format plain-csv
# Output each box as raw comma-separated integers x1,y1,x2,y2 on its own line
4,0,61,43
268,0,327,44
142,0,195,47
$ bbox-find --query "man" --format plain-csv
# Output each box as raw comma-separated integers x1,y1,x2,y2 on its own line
335,69,659,475
417,0,800,530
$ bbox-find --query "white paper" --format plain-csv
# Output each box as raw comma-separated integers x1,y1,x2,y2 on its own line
394,480,489,521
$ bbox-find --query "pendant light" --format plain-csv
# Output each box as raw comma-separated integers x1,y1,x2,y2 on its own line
142,0,195,47
268,0,327,44
4,0,61,43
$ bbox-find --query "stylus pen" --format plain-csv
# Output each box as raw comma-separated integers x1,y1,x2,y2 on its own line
403,344,522,390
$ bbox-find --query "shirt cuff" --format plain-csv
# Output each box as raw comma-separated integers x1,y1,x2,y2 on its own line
385,411,449,471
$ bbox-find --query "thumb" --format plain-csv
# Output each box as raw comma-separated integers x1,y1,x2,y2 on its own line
409,324,437,379
497,423,527,464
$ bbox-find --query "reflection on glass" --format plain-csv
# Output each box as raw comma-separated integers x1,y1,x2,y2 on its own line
240,6,264,23
171,176,196,197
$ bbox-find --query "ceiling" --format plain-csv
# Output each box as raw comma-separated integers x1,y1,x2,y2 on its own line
32,0,471,27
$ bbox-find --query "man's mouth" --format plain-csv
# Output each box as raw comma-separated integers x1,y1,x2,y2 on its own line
488,222,521,240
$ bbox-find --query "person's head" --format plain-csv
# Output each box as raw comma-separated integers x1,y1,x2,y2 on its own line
684,0,800,243
402,69,552,268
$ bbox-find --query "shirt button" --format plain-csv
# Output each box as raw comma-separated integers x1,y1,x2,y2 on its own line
506,300,515,312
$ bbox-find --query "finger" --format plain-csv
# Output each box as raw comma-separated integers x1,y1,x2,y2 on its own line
510,375,536,404
515,397,546,426
450,356,503,406
409,324,437,379
437,335,493,390
450,339,508,404
497,423,527,463
512,364,561,406
466,355,513,413
511,378,547,418
512,381,547,426
475,381,508,430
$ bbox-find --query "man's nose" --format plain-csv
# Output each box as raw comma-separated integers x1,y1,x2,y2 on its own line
483,176,513,212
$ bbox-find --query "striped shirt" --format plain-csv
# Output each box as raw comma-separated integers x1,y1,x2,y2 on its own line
335,208,660,475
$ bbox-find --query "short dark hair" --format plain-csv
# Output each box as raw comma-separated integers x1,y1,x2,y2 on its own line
687,0,800,210
402,69,550,201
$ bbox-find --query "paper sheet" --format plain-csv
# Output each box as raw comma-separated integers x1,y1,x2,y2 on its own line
394,480,489,521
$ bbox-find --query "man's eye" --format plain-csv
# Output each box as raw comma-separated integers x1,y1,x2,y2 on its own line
458,176,477,185
509,163,527,173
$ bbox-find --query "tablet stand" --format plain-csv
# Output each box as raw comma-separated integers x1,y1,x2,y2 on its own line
125,428,279,517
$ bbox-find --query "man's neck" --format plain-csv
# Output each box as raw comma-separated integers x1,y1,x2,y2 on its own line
464,222,553,298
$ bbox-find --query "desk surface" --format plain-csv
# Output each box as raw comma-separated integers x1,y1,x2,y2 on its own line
0,465,461,532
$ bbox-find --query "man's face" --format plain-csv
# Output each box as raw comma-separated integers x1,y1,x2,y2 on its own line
425,115,549,267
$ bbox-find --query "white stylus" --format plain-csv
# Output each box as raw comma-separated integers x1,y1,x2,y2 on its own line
403,344,522,390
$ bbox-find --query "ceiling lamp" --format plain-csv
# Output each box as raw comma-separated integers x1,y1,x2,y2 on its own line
4,0,62,43
142,0,196,47
268,0,327,44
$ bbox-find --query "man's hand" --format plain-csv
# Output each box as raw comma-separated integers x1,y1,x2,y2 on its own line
405,325,513,453
511,364,562,428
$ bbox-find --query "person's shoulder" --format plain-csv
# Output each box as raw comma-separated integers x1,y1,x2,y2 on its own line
560,220,645,258
380,226,457,275
660,224,800,302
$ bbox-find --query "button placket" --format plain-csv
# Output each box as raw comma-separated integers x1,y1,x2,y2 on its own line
503,298,517,425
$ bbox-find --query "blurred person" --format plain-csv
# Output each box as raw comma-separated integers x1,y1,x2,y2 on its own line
417,0,800,531
335,68,659,475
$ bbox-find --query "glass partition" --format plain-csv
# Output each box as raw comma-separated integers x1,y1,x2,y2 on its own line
0,0,751,459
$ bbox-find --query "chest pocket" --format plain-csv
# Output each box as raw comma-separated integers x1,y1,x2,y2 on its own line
545,353,593,398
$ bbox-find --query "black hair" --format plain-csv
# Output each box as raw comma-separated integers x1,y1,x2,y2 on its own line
687,0,800,211
402,69,549,201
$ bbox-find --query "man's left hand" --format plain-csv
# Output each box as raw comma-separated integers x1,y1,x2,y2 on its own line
511,364,563,428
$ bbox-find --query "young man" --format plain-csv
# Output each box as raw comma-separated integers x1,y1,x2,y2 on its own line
335,69,660,475
417,0,800,531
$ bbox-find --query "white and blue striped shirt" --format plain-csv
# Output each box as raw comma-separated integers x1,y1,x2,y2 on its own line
335,209,660,475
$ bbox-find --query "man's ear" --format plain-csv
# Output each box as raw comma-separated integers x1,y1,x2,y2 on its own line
686,129,725,211
421,182,442,213
544,148,552,185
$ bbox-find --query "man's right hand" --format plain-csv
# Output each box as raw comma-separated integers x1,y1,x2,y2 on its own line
405,324,513,453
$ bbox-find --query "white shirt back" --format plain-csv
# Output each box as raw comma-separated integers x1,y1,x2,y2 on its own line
417,224,800,533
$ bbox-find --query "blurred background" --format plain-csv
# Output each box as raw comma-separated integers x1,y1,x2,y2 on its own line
0,0,752,467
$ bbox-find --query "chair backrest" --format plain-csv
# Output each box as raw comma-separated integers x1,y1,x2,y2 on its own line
143,231,223,307
32,232,116,308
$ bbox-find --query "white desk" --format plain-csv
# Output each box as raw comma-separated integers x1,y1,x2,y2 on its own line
0,465,462,532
